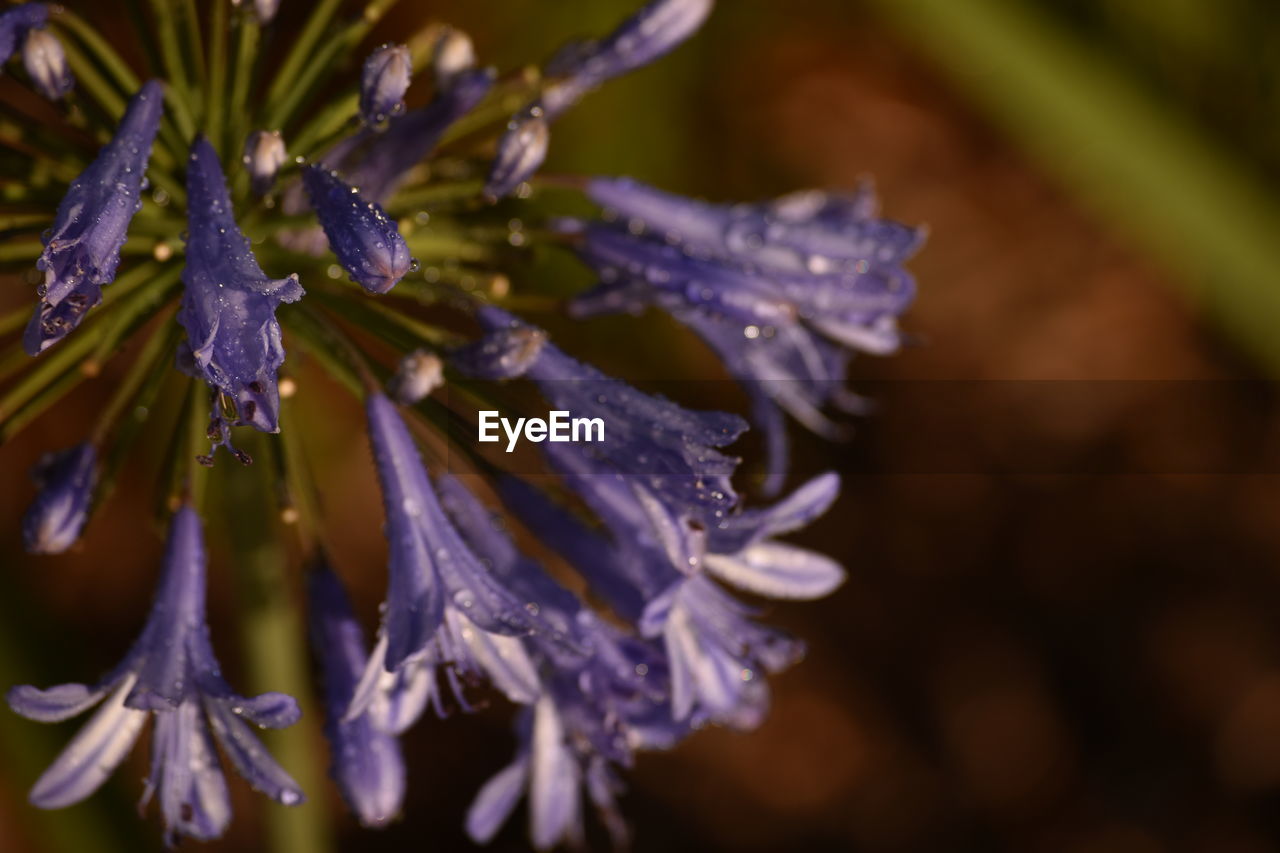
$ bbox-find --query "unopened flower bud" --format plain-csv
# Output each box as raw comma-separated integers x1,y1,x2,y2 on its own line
484,105,549,202
388,350,444,405
22,28,72,100
243,130,287,197
360,43,412,128
302,165,413,294
432,28,475,90
23,442,97,554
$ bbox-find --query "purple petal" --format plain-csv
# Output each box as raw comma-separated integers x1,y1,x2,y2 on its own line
465,757,528,844
203,697,305,806
704,543,845,600
29,675,147,809
22,442,97,554
144,701,232,843
7,681,107,723
360,43,412,127
25,80,165,354
529,697,582,849
0,4,49,67
483,106,549,201
302,165,412,294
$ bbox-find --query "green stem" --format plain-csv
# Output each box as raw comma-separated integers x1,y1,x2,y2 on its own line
261,0,345,122
226,12,261,162
204,0,229,157
147,0,199,141
223,434,333,853
866,0,1280,373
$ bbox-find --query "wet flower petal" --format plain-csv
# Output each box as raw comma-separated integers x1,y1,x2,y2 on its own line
484,105,549,201
24,80,165,355
302,165,412,294
179,135,304,434
360,43,411,127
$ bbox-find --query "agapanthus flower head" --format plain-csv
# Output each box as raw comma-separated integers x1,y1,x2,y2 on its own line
6,505,303,843
302,164,413,294
179,135,304,436
22,441,96,554
243,129,288,197
21,27,71,100
0,3,48,66
360,43,412,127
307,560,406,828
24,79,165,355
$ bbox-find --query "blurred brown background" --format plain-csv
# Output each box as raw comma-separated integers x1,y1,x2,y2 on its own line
3,0,1280,850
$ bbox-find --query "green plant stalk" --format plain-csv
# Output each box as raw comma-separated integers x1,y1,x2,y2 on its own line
223,433,333,853
146,0,199,141
226,13,261,162
385,179,488,215
864,0,1280,373
261,0,345,121
264,0,402,134
203,0,229,158
178,0,206,119
281,309,366,397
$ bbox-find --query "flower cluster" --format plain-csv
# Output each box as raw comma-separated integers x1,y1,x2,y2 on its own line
1,0,922,847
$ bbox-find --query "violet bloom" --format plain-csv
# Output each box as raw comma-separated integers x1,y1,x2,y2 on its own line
0,3,48,66
22,27,72,100
24,80,165,355
302,165,412,294
468,307,747,524
243,129,287,196
643,473,845,727
307,560,405,828
6,505,304,844
179,135,303,435
347,394,542,731
22,441,96,554
483,105,549,202
435,475,672,848
569,176,922,492
360,43,411,127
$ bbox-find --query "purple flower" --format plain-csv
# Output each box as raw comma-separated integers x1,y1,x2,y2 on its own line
541,0,714,119
307,560,405,828
22,441,96,554
349,393,542,730
243,129,287,197
360,43,412,127
0,3,48,66
483,105,549,202
179,135,303,435
22,28,72,100
302,165,412,294
569,176,921,493
24,80,165,355
471,307,747,523
6,505,304,844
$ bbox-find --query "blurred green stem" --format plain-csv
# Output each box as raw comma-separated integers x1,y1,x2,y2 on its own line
865,0,1280,372
223,441,333,853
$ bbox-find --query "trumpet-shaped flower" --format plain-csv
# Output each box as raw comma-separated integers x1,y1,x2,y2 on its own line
6,505,304,844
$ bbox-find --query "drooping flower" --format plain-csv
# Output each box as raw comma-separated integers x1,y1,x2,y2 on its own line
350,393,542,726
179,135,304,436
0,3,48,67
6,505,304,844
302,165,413,294
22,441,97,554
24,79,165,355
307,559,406,828
243,129,288,196
360,43,412,127
467,306,747,524
22,27,72,100
568,176,922,492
